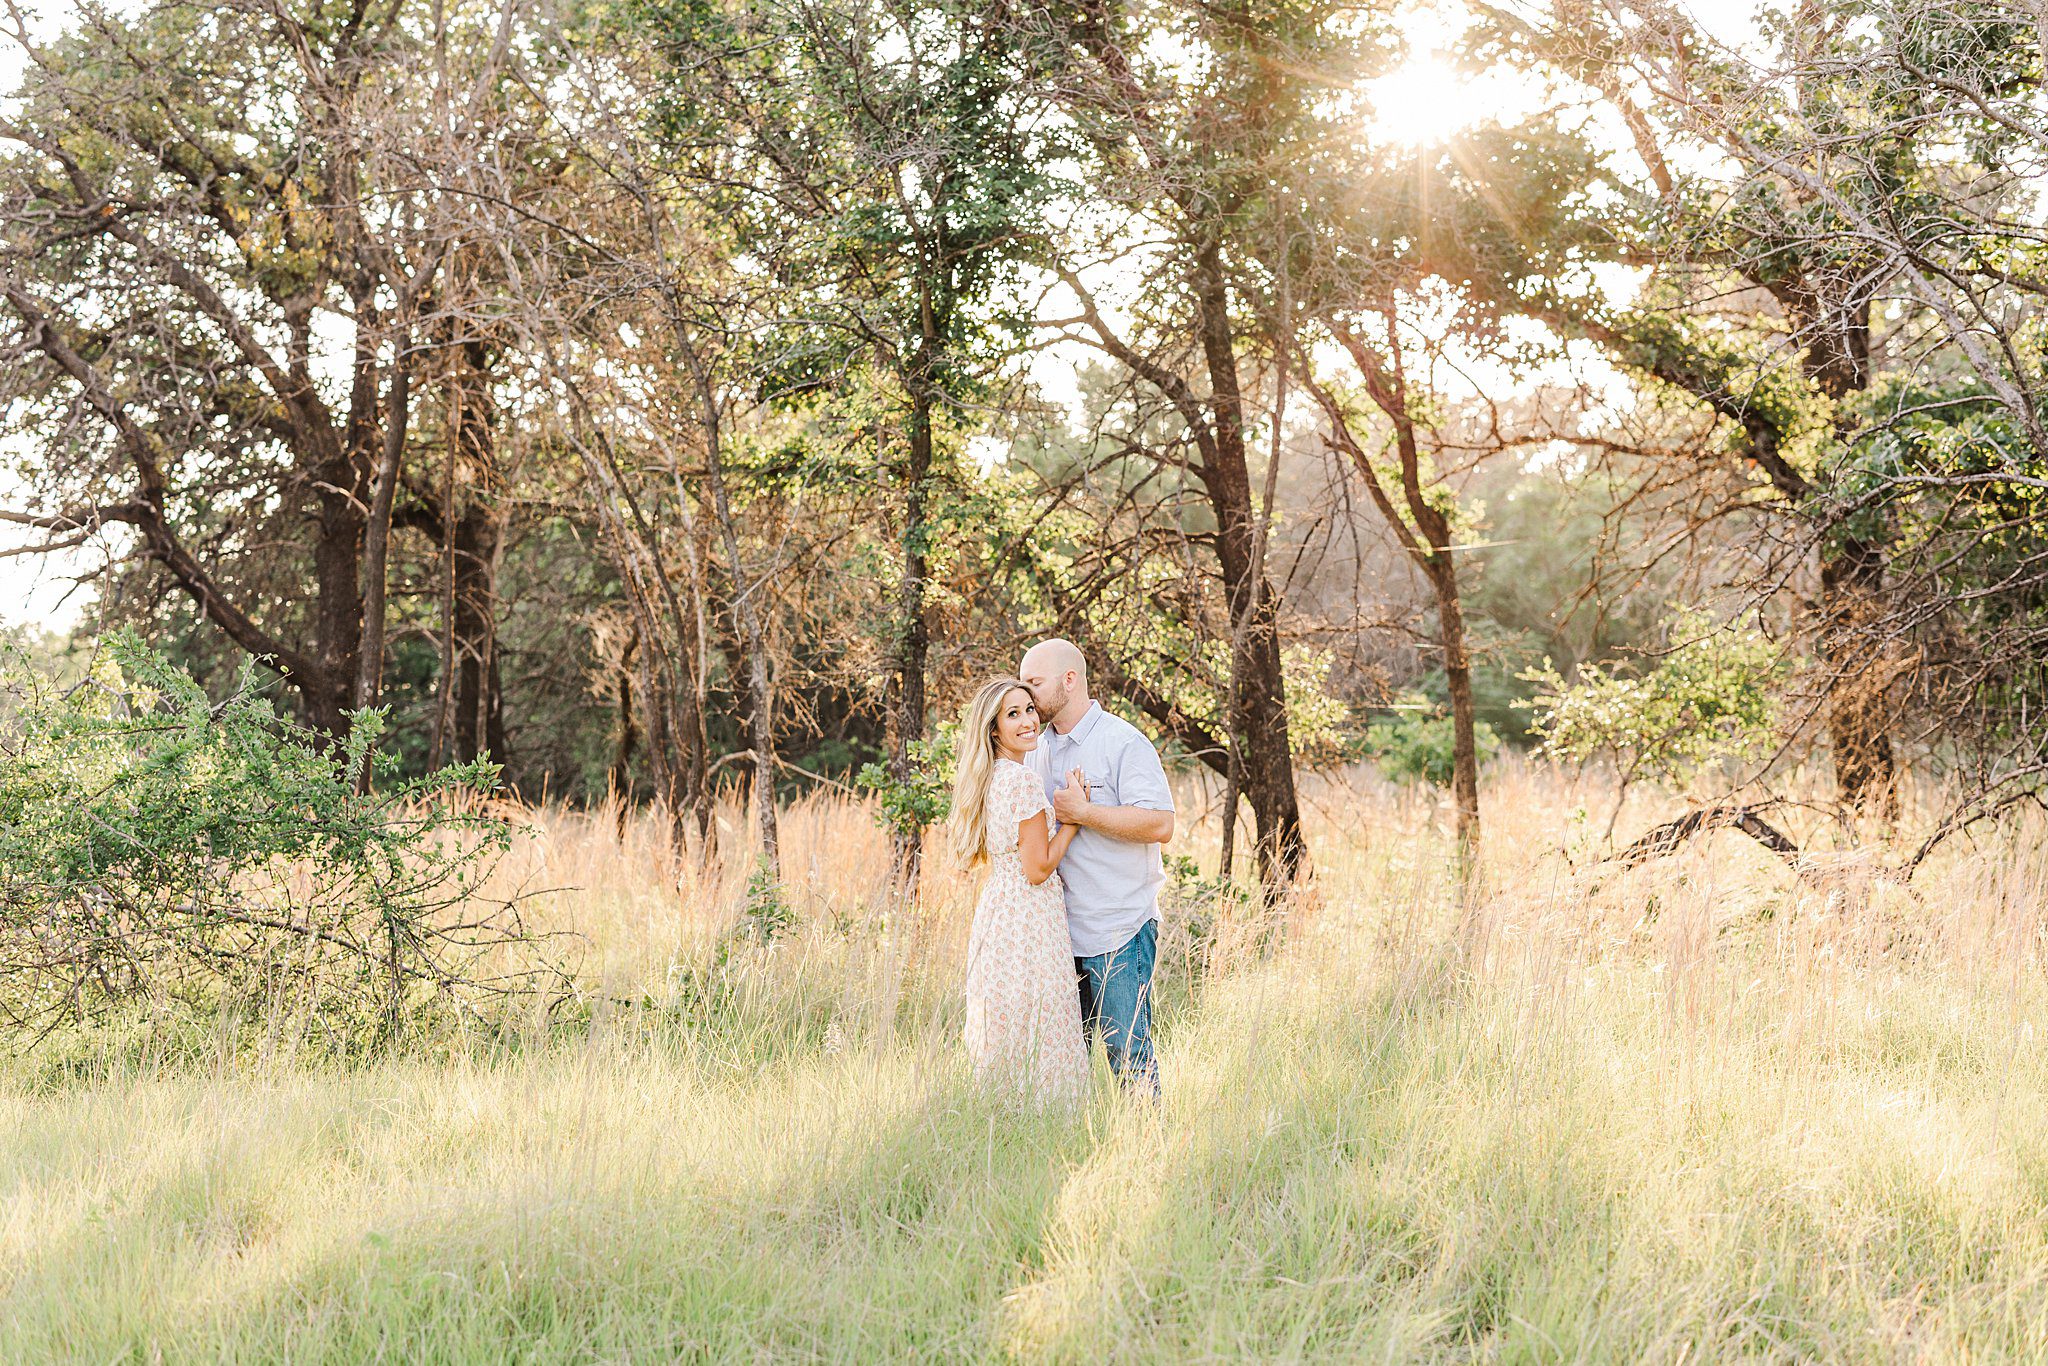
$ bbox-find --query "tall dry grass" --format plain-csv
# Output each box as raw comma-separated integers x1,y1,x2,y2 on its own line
4,761,2047,1360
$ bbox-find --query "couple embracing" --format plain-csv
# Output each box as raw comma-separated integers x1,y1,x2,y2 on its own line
946,638,1176,1105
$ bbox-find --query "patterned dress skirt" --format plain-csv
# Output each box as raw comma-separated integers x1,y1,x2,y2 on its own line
963,851,1090,1106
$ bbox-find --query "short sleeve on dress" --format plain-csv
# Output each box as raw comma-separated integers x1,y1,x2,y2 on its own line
1008,763,1051,823
987,767,1016,843
990,762,1046,850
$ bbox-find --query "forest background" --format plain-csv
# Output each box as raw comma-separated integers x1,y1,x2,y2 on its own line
3,0,2042,902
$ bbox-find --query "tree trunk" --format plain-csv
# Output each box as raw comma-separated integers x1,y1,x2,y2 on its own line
888,346,936,900
1190,240,1307,891
1428,558,1482,861
676,317,780,877
655,525,715,857
636,597,703,855
742,649,780,881
446,338,507,768
706,447,780,879
354,345,409,714
1785,286,1899,819
307,465,368,737
631,620,691,852
1314,315,1481,868
1219,749,1240,880
317,283,385,738
448,506,501,763
484,645,509,771
612,630,638,839
1820,536,1899,818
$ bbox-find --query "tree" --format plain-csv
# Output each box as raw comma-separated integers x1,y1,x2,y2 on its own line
1501,0,2048,821
636,0,1056,894
1030,0,1352,890
0,0,512,737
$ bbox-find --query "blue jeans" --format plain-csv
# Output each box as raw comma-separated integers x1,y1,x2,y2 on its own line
1075,919,1159,1095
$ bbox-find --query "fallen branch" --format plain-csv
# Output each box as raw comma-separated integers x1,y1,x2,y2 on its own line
1902,764,2048,878
1614,802,1806,872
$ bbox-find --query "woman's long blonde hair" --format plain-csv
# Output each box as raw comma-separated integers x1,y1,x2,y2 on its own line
947,677,1032,866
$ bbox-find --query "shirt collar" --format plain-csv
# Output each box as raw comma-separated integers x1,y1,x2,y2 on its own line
1061,700,1104,744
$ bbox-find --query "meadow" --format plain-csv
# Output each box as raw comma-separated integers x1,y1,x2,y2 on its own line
4,765,2048,1362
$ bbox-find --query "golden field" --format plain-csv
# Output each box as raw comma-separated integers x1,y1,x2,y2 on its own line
4,763,2046,1362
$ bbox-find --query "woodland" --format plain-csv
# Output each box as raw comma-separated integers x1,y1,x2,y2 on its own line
0,0,2040,905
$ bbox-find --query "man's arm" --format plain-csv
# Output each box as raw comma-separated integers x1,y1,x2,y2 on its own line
1069,799,1175,844
1051,748,1177,844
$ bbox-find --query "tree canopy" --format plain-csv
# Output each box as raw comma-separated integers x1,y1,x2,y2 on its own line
4,0,2045,895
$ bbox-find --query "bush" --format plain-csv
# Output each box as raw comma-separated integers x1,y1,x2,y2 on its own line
855,725,956,836
1519,608,1785,786
1362,693,1502,787
0,634,555,1049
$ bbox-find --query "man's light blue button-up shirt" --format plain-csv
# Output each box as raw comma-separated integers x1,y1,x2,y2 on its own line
1028,701,1176,958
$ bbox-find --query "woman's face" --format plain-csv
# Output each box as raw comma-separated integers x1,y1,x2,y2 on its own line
992,687,1041,756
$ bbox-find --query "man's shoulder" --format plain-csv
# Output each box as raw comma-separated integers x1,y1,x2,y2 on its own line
1094,708,1162,757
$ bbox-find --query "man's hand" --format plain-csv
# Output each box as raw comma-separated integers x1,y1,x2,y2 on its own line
1052,767,1092,827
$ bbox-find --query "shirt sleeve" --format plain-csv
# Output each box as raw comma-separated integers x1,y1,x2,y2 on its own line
1117,733,1175,813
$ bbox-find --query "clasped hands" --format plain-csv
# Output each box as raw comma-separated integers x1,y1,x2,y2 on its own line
1051,767,1091,827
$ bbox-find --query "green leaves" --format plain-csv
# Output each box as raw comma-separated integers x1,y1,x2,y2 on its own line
855,727,956,837
0,633,545,1049
1520,610,1787,786
633,0,1057,403
1363,693,1501,788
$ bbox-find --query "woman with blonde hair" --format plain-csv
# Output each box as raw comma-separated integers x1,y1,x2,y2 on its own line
948,676,1089,1104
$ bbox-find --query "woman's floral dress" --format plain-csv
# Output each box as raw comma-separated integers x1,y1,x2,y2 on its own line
963,759,1089,1104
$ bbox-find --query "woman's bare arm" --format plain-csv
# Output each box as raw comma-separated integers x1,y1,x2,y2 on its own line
1017,811,1078,885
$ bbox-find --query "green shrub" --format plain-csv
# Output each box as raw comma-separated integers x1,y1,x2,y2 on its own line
1362,693,1502,787
1519,608,1785,786
0,633,553,1049
736,854,796,944
855,725,956,836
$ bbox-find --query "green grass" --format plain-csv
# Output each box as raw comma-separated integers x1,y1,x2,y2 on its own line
5,774,2048,1361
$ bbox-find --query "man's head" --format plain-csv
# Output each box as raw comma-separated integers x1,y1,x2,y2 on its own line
1018,637,1090,730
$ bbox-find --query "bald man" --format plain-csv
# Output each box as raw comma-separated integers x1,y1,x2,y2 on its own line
1019,638,1175,1095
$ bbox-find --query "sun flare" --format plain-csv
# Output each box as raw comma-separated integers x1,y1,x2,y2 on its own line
1364,56,1476,146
